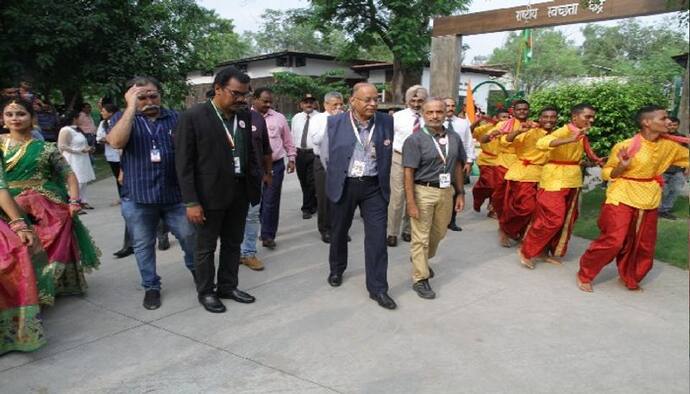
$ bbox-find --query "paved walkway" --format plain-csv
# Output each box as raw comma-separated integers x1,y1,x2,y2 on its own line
1,176,688,393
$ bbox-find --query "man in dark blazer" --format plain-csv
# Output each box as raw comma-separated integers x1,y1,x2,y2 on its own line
175,66,263,313
321,83,396,310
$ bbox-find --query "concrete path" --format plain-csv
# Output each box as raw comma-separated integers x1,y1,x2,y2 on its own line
1,175,688,393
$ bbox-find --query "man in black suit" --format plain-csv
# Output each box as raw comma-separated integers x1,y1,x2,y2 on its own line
321,83,396,310
175,66,263,313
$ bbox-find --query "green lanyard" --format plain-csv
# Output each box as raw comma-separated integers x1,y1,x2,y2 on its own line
210,99,238,149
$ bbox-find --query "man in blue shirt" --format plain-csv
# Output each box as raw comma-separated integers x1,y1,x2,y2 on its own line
107,76,196,310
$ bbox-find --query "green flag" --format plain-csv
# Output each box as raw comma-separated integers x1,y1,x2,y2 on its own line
522,29,533,64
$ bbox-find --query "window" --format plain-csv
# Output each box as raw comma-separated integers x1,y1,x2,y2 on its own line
276,56,289,67
294,56,306,67
236,63,248,73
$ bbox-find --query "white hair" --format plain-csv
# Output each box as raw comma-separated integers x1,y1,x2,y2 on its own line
324,91,343,102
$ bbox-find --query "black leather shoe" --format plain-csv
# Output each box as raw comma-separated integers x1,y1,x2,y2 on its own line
262,239,276,249
347,235,352,242
412,279,436,299
143,289,161,310
448,223,462,231
302,212,312,219
113,247,134,259
157,236,170,251
401,233,411,242
217,289,255,303
369,292,397,309
321,232,331,243
327,273,342,287
198,293,226,313
387,236,398,247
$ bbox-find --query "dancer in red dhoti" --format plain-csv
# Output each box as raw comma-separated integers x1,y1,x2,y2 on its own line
471,111,509,217
480,101,530,240
498,107,558,246
519,103,602,269
577,105,689,292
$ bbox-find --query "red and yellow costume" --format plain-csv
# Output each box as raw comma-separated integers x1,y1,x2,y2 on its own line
578,135,688,289
499,127,548,240
520,125,585,259
471,123,501,212
488,119,520,220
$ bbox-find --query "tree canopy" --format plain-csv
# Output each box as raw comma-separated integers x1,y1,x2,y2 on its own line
0,0,248,107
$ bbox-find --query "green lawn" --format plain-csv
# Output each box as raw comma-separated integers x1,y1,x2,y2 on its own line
574,187,689,269
93,154,113,182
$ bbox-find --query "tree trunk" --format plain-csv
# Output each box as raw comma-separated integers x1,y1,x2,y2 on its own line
60,87,83,112
678,56,689,136
391,58,423,104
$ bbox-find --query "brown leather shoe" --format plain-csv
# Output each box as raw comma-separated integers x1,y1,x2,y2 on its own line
240,256,265,271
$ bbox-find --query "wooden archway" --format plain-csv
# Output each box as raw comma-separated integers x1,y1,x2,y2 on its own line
429,0,689,101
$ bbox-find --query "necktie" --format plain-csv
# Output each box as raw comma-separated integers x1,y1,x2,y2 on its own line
413,113,420,133
300,113,310,148
446,118,455,134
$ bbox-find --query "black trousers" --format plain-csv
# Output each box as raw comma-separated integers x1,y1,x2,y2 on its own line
296,148,317,213
194,180,249,295
329,177,389,295
313,156,330,234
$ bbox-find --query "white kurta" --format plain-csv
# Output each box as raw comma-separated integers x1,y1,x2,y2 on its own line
58,126,95,183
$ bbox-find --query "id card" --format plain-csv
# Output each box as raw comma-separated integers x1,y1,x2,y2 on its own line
439,173,451,188
351,160,365,177
234,156,241,174
370,145,377,160
150,148,161,163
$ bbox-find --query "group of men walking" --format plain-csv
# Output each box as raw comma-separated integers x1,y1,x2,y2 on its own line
105,65,687,314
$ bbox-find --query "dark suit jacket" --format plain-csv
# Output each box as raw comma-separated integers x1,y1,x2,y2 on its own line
175,101,261,210
325,111,394,203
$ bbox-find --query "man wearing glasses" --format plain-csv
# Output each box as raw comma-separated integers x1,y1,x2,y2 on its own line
321,83,397,310
175,66,263,313
108,76,196,310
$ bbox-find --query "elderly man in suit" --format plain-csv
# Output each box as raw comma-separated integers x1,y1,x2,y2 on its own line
175,66,263,313
321,83,396,310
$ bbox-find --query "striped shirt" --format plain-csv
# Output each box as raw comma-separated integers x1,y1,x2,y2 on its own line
110,109,181,204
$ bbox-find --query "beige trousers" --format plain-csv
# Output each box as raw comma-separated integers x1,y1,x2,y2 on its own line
387,152,410,237
410,185,453,283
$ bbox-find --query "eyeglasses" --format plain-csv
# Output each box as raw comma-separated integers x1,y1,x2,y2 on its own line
223,87,252,99
353,96,380,104
137,93,160,100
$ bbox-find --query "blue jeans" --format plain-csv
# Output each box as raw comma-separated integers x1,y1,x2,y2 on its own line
121,199,196,290
241,200,261,257
660,171,687,213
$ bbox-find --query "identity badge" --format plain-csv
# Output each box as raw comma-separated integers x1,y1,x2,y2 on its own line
351,160,365,177
439,173,451,188
234,156,241,174
150,148,161,163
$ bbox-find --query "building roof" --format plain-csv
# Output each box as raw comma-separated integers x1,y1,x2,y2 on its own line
350,62,507,77
216,51,382,68
672,53,688,68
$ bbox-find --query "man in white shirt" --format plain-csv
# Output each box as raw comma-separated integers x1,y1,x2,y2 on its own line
388,85,427,246
291,94,320,219
310,92,344,243
444,97,476,231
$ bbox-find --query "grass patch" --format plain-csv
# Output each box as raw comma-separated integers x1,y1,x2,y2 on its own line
574,186,688,269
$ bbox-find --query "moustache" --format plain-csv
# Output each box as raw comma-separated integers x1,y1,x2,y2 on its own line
142,104,160,112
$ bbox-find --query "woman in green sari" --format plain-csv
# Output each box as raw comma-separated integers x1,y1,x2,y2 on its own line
1,98,100,296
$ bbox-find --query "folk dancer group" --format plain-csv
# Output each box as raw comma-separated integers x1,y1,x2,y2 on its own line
1,65,687,355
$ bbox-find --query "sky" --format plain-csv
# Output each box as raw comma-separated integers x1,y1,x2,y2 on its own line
196,0,681,64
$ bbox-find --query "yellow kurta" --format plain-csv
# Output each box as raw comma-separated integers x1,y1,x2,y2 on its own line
490,120,520,169
473,123,500,167
536,125,584,191
602,136,689,210
503,128,548,182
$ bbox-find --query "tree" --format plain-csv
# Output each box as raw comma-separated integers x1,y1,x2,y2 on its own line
242,8,393,62
306,0,470,103
487,28,585,94
0,0,249,107
580,18,688,86
271,71,352,103
528,81,669,156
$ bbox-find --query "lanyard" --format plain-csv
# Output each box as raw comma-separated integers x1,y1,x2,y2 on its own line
210,100,237,148
142,119,162,148
349,111,375,148
423,127,450,168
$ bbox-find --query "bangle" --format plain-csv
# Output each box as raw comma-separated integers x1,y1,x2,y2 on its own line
456,189,465,195
69,198,81,205
10,221,29,233
7,218,26,226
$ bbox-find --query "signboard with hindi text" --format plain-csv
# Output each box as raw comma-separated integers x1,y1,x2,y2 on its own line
432,0,689,36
